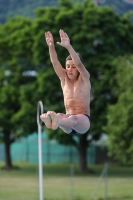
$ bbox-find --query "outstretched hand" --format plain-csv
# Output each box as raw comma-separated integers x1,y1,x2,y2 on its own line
57,29,71,49
45,31,54,46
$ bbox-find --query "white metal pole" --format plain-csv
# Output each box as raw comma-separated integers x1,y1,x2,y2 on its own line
104,163,108,199
70,164,74,200
91,164,107,200
37,101,44,200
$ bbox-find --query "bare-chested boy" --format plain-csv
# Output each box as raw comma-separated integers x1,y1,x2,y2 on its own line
40,29,91,135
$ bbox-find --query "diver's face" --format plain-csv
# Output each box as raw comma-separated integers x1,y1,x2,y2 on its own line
66,60,79,80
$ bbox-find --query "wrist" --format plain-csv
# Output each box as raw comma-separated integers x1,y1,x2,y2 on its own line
49,44,55,48
66,44,72,51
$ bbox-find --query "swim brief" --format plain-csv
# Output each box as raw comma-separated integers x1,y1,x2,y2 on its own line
67,114,90,135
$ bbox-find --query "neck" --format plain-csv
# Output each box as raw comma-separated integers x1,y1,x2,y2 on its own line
70,77,77,84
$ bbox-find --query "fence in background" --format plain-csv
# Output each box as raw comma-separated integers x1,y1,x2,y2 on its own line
0,132,96,164
0,144,5,161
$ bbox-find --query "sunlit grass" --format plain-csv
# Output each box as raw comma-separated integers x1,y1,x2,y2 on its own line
0,162,133,200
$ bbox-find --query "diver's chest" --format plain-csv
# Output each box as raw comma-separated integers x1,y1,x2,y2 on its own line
63,81,85,95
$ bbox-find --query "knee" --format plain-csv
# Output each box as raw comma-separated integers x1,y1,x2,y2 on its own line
47,111,56,114
69,115,78,126
57,113,67,118
57,113,61,115
57,113,62,117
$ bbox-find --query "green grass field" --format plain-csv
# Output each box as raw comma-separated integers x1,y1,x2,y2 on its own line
0,162,133,200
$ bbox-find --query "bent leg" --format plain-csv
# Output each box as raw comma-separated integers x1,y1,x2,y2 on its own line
40,112,90,134
57,113,73,134
59,114,90,134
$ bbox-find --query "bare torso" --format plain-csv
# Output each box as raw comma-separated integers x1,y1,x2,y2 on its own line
61,73,91,116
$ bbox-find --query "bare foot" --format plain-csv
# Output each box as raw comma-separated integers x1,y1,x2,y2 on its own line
47,111,59,130
40,113,52,129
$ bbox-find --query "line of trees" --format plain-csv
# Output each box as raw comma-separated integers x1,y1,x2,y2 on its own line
0,0,133,171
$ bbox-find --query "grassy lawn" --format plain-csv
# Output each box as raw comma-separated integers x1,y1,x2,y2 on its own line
0,162,133,200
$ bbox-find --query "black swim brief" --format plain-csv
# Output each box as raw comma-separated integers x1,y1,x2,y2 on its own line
67,114,90,135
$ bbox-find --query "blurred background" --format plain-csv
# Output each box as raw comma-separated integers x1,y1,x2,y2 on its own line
0,0,133,200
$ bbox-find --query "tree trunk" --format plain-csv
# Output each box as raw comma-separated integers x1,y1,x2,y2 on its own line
3,130,13,169
78,133,88,173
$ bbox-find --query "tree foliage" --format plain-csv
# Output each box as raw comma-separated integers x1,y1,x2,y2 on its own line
0,16,36,168
104,56,133,165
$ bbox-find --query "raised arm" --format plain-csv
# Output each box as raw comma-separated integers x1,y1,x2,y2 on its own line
57,29,90,79
45,31,65,79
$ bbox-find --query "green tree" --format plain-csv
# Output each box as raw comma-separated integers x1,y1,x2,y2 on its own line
0,16,36,169
104,55,133,165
